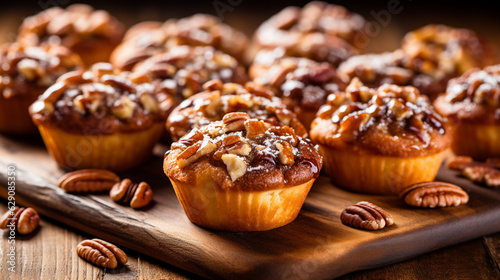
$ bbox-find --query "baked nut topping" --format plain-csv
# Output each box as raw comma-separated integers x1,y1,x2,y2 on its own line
111,14,248,70
399,182,469,208
76,238,127,269
110,179,154,209
0,207,40,235
401,24,496,81
18,4,124,65
166,80,307,141
165,112,323,190
311,79,450,157
434,65,500,123
0,43,82,98
58,169,120,193
253,1,366,65
131,46,247,103
29,63,170,134
340,201,394,231
250,56,346,116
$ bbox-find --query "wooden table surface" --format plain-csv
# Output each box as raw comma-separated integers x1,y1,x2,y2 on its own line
1,2,500,279
1,201,499,280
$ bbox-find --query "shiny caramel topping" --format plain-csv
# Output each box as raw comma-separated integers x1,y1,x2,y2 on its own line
166,80,308,141
0,43,82,98
445,65,500,107
317,79,446,145
170,112,321,182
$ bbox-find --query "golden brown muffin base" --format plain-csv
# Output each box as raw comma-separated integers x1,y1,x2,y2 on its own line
319,144,447,195
37,122,163,171
450,121,500,160
0,93,38,135
168,176,314,231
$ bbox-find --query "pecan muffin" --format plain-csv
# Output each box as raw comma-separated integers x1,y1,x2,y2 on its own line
400,24,497,98
337,51,446,100
310,79,451,194
29,63,170,171
434,65,500,160
110,14,248,70
250,56,347,130
251,1,366,66
132,45,248,102
164,112,323,231
167,80,307,141
0,43,82,134
18,4,124,66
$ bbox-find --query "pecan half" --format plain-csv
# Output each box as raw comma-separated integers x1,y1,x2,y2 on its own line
0,207,40,235
341,201,394,231
446,156,474,170
222,112,250,132
110,179,154,209
76,239,128,269
463,166,500,188
399,182,469,208
176,139,217,168
58,169,120,193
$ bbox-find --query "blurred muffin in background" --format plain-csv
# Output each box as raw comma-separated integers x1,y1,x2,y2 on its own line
0,43,82,134
251,1,367,67
434,65,500,160
111,14,249,71
18,4,124,66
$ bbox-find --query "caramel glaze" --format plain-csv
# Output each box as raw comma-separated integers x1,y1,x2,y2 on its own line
311,79,451,157
434,65,500,125
164,115,323,192
29,63,170,134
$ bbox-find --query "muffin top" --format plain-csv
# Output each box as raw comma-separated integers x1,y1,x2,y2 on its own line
337,51,446,99
167,80,308,141
18,4,124,49
310,79,451,157
30,63,170,134
251,56,346,113
164,112,323,191
401,24,496,81
0,43,82,98
132,45,248,100
434,65,500,123
110,14,248,70
252,1,366,65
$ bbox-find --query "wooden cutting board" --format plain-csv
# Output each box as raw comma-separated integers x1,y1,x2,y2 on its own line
0,134,499,280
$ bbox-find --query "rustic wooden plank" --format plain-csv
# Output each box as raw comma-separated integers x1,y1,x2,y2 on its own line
483,233,500,279
1,134,500,279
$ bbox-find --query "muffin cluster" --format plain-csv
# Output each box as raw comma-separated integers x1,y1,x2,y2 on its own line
1,1,495,232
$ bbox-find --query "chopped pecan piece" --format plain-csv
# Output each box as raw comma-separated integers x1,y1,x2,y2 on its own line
221,154,247,181
244,119,268,139
222,112,250,132
276,142,295,165
341,201,394,231
399,181,469,208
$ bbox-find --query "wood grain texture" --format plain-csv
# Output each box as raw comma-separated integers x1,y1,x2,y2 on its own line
0,134,500,280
